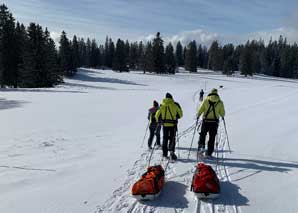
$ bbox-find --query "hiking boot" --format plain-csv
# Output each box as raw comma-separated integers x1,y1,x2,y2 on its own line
170,152,177,160
198,145,205,153
162,155,169,160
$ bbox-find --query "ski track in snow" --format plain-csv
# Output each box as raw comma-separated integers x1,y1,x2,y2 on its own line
97,89,241,213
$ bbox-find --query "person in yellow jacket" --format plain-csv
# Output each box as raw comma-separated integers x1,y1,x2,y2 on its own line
156,93,183,160
197,88,225,157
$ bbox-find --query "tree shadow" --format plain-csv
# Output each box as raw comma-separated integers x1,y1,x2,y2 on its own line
70,72,147,86
0,88,86,93
63,82,116,90
143,181,188,209
0,98,29,110
205,157,298,182
222,157,298,173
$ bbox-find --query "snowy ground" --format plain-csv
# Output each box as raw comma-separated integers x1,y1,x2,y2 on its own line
1,68,298,213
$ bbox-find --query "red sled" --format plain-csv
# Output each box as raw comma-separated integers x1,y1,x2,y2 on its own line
191,163,220,199
131,165,165,201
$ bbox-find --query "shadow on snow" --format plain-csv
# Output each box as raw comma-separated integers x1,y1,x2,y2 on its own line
70,71,147,86
0,98,29,110
141,181,188,209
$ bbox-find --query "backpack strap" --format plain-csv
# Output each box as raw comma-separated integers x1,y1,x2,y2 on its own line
163,105,177,124
204,101,219,120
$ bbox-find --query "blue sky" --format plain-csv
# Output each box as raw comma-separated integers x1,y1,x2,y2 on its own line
3,0,298,45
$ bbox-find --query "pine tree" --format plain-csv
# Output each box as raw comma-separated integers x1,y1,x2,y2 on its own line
144,42,154,73
90,39,99,68
43,28,63,86
175,41,184,66
239,41,254,76
185,41,197,72
59,31,73,76
113,39,127,72
137,41,145,71
71,35,80,71
14,22,27,87
208,40,223,71
152,32,165,73
78,38,87,67
165,42,176,74
0,4,17,87
129,42,138,70
222,43,234,75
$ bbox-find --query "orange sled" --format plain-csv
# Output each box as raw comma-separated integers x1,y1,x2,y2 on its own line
131,165,165,200
191,163,220,199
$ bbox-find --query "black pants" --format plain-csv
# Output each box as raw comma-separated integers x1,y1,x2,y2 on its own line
198,120,218,155
162,126,176,157
148,125,161,147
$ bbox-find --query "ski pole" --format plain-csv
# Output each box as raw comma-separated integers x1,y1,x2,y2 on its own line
176,127,180,158
141,121,149,148
147,140,157,167
188,119,200,159
222,117,232,153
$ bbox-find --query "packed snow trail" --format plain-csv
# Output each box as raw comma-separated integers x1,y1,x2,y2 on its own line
97,87,241,213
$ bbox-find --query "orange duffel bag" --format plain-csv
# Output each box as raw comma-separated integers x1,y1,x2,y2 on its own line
131,165,165,200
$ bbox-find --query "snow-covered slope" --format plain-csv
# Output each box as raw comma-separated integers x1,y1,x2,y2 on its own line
1,68,298,213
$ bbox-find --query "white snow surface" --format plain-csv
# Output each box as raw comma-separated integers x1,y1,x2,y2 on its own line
1,68,298,213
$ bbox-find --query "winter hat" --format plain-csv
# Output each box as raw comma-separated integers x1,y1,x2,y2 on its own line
165,92,173,99
153,100,159,107
211,88,218,94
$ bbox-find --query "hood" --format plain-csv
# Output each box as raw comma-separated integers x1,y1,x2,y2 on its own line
207,93,220,102
162,98,174,105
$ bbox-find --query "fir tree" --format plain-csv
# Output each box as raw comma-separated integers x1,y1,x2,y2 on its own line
144,42,154,73
0,4,17,87
185,41,197,72
152,32,165,73
113,39,127,72
165,42,176,74
175,41,184,66
59,31,73,76
208,40,223,71
71,35,80,71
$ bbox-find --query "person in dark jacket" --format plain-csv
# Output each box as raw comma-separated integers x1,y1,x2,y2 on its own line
147,100,161,149
199,89,204,101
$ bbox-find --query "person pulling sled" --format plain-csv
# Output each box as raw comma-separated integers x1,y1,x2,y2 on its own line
147,100,161,149
156,93,183,161
197,88,225,157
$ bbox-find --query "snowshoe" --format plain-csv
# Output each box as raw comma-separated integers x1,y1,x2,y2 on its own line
132,165,165,201
191,163,220,199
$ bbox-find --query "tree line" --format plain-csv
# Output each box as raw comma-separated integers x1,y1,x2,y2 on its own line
1,4,298,88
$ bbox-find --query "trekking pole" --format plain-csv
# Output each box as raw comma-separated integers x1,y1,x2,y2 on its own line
141,121,150,148
176,127,180,158
222,117,232,153
147,141,157,167
187,119,200,159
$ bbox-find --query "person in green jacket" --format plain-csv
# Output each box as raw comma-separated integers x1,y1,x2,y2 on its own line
156,93,183,160
197,88,225,157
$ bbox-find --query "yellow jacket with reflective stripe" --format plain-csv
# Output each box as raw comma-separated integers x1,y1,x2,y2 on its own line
155,98,183,127
197,93,225,120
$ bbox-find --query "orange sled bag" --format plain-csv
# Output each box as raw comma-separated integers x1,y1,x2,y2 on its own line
191,163,220,199
132,165,165,200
